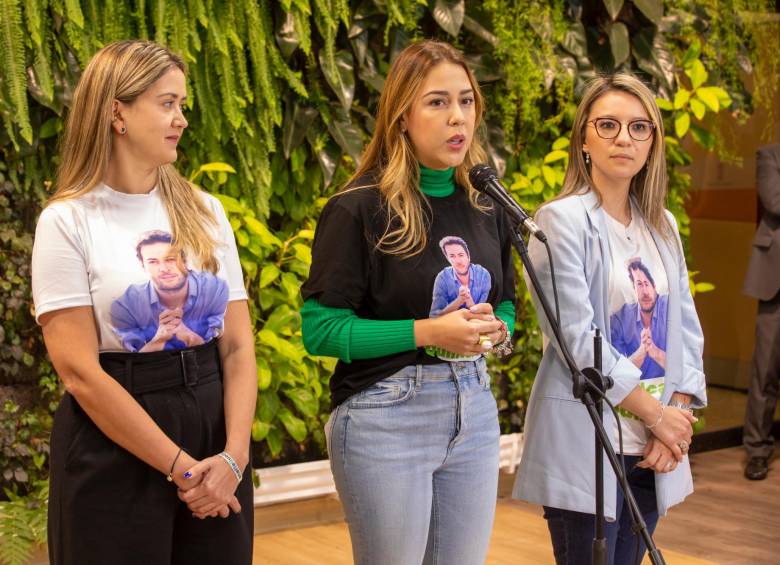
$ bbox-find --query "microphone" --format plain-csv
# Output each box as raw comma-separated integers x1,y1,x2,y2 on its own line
468,164,547,242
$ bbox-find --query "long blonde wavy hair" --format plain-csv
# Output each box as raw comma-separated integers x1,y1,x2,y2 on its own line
346,40,488,258
49,40,220,272
556,72,673,239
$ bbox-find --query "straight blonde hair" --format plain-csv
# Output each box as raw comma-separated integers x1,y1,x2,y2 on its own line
347,40,488,258
50,40,220,272
557,72,673,239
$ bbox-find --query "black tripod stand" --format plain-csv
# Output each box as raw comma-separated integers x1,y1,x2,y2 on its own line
510,227,666,565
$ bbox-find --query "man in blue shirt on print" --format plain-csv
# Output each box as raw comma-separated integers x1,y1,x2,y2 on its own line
610,260,668,378
430,236,492,318
110,230,228,352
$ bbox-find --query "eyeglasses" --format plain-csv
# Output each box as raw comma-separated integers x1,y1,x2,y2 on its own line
588,118,655,141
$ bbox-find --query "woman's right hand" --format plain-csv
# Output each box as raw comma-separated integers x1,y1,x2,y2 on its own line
172,452,236,519
414,308,502,356
646,405,697,461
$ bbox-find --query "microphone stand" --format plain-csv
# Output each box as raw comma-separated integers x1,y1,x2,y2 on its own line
510,227,665,565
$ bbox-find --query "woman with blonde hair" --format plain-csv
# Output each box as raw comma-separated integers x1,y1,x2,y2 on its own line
512,73,706,564
32,40,256,564
301,40,516,564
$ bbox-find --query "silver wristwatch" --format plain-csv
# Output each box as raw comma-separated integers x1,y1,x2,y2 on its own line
669,400,692,413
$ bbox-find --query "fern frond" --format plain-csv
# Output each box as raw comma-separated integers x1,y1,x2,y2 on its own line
134,0,149,39
152,0,167,45
23,0,43,46
0,0,32,145
32,26,54,103
63,0,82,28
186,0,207,28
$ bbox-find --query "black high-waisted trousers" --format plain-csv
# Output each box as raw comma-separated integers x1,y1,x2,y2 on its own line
47,340,254,564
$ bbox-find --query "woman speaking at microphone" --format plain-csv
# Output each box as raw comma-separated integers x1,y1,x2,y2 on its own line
300,40,516,564
513,73,706,564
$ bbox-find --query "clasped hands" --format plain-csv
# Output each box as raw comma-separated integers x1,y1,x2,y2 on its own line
172,452,244,519
426,303,504,356
636,394,696,475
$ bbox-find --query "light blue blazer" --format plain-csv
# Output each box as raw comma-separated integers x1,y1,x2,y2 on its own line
512,190,707,519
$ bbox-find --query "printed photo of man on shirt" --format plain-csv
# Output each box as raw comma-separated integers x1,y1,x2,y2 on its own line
430,235,491,318
110,230,228,352
609,259,668,379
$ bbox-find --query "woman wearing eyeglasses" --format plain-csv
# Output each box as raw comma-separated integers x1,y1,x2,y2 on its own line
512,73,706,564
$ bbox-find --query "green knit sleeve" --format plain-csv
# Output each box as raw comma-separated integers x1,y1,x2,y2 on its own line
495,300,516,336
300,298,417,363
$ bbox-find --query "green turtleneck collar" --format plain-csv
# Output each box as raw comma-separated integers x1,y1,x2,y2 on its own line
419,164,455,197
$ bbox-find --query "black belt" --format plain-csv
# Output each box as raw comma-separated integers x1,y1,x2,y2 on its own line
99,340,222,395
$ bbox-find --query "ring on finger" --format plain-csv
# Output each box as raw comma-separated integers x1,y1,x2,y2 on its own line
478,334,493,349
678,440,689,454
665,461,674,471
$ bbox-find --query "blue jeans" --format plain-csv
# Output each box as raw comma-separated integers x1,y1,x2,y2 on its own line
543,456,660,565
325,359,500,565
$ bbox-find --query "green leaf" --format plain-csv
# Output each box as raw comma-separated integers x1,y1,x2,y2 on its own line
655,97,673,111
694,282,715,293
552,137,570,151
543,150,568,164
462,14,498,46
685,59,708,90
608,22,630,66
292,243,312,266
189,162,236,183
282,102,318,159
633,0,663,25
326,112,364,164
39,118,59,139
674,112,690,138
252,419,271,441
283,388,319,418
673,89,690,110
215,194,244,214
243,216,283,247
432,0,465,37
632,30,674,94
257,359,272,391
695,88,720,112
278,408,307,442
318,49,355,111
259,264,280,288
702,86,731,110
266,427,283,456
603,0,625,20
682,40,701,69
689,98,706,120
541,165,557,187
689,123,716,150
257,390,281,423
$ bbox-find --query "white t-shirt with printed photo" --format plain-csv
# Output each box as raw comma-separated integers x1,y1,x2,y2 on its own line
32,183,247,353
604,202,669,455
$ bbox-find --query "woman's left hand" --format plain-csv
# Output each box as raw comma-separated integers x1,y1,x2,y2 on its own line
178,454,243,518
637,437,678,474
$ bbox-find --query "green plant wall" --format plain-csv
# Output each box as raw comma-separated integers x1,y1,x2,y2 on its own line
0,1,778,535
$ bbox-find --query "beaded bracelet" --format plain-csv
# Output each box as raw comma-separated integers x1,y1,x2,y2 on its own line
492,319,513,357
645,403,665,430
218,451,243,483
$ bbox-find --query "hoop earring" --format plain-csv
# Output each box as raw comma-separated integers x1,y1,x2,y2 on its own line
119,126,127,135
